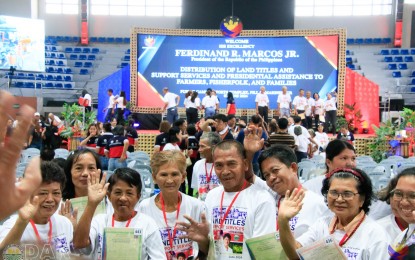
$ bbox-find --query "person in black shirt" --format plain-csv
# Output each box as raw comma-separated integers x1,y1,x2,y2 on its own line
154,120,171,154
96,123,113,171
125,119,138,153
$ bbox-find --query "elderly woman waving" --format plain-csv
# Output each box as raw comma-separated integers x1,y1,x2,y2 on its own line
278,168,390,260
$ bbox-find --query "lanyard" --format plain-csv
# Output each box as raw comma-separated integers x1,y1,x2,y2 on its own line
276,185,303,231
395,217,407,231
160,192,182,254
205,162,214,184
30,219,52,244
330,214,365,247
111,214,133,228
219,180,248,235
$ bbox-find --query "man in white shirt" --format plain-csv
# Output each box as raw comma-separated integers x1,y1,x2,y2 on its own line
162,87,180,125
103,89,115,123
304,91,315,129
177,140,276,259
202,88,219,118
292,89,307,126
277,86,291,118
255,86,269,123
288,116,317,162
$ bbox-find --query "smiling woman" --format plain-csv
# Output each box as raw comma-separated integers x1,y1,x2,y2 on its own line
278,168,390,260
0,161,73,254
72,168,166,259
388,167,415,259
138,150,206,260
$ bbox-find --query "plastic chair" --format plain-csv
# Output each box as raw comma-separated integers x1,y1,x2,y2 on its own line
388,63,397,70
399,63,408,70
405,56,414,62
297,161,317,181
391,49,400,55
384,56,393,62
392,71,402,78
54,148,70,159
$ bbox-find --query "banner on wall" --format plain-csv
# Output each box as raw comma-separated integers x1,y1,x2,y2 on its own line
136,34,340,109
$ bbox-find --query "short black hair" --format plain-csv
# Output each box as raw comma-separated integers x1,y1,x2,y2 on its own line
293,116,301,124
108,89,113,93
108,167,142,195
223,233,231,240
174,118,186,127
41,161,66,190
277,118,289,129
103,122,112,132
113,125,125,135
227,114,236,121
259,145,297,173
187,124,197,136
40,148,55,161
214,114,228,123
213,140,245,159
250,115,261,125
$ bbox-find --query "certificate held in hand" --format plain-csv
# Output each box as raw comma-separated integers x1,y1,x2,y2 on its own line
296,236,346,260
245,232,287,260
103,228,142,260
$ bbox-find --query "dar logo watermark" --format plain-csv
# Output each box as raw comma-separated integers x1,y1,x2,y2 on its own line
2,243,69,259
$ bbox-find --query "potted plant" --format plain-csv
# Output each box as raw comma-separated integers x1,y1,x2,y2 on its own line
344,102,363,133
60,103,97,150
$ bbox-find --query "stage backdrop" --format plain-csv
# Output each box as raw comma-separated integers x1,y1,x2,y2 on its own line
344,68,379,134
97,64,130,122
129,28,347,115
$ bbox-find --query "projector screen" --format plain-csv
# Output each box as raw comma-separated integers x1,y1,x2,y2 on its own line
137,34,340,109
0,15,45,72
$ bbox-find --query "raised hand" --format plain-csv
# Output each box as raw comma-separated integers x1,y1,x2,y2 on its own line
59,199,78,229
243,125,264,155
177,213,210,244
18,196,40,222
0,91,41,220
278,188,305,222
87,170,109,205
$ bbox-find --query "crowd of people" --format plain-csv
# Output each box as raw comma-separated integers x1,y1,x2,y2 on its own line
1,88,415,260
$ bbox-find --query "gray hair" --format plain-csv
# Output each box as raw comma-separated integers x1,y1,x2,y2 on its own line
200,132,222,146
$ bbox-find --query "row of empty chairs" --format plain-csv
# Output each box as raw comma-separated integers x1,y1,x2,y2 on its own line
46,59,67,66
68,54,97,61
13,81,74,89
382,56,414,63
89,37,130,44
7,73,73,81
45,52,66,59
387,63,410,70
64,47,100,54
74,61,94,68
379,49,415,55
347,37,392,45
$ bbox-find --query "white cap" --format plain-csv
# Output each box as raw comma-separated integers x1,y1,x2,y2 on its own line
34,112,40,116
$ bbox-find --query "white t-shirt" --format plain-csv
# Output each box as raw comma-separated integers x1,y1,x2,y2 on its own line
293,96,307,110
295,134,310,153
0,214,73,256
82,212,166,259
205,184,276,259
314,99,324,115
276,190,328,238
277,93,291,109
84,93,92,107
377,214,404,243
164,92,178,109
305,97,315,116
163,143,181,151
191,158,221,201
297,215,390,260
186,96,200,109
324,97,337,111
288,125,310,139
255,93,269,107
315,132,329,149
108,95,115,109
202,95,219,109
138,193,206,259
116,96,125,109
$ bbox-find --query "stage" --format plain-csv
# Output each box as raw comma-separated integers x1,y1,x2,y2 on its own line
134,130,377,158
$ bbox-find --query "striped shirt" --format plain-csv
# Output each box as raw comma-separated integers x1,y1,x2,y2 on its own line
268,132,296,149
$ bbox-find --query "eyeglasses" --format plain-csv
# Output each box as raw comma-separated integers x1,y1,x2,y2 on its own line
390,189,415,203
327,190,359,200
